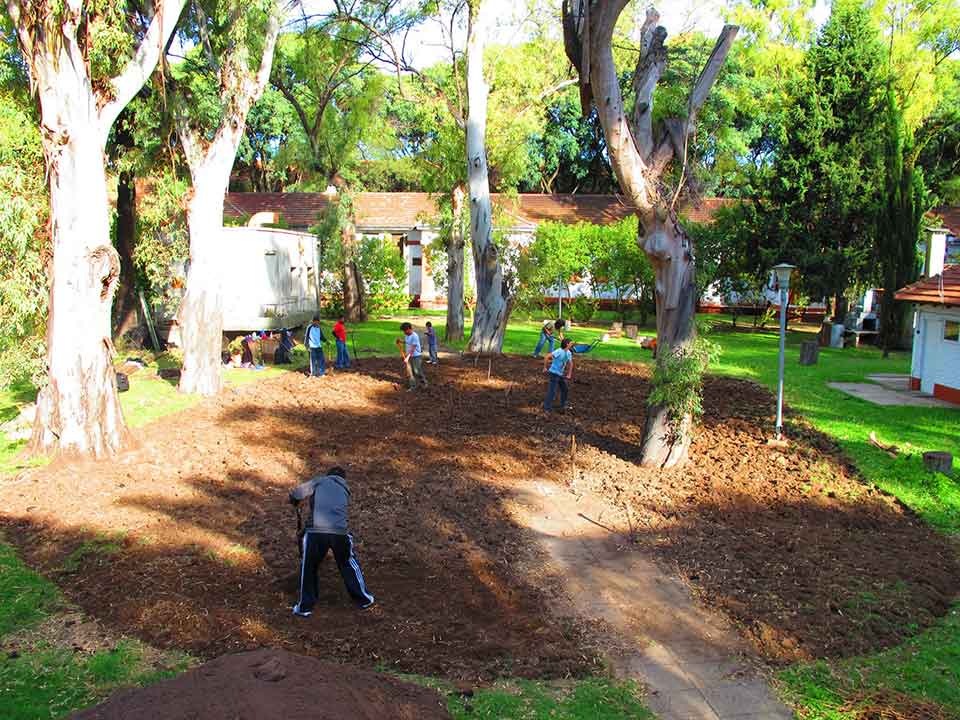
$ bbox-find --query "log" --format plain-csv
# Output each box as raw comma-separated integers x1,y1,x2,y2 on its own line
922,451,953,475
799,340,819,366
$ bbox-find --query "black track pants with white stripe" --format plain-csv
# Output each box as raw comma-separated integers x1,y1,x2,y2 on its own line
297,531,374,610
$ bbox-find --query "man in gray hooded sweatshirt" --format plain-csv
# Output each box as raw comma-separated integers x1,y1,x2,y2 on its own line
288,466,375,616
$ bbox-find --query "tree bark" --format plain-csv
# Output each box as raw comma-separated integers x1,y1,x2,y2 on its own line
833,293,848,324
445,185,466,342
7,0,186,457
342,220,366,322
465,0,511,353
176,11,280,396
563,1,737,467
113,169,140,338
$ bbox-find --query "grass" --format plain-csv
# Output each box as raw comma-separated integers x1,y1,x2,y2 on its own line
0,535,191,720
444,678,653,719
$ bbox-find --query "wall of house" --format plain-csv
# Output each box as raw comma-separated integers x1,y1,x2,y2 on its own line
220,227,319,331
911,307,960,403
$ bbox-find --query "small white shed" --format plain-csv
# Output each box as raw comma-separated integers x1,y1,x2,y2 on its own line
896,259,960,404
219,226,319,331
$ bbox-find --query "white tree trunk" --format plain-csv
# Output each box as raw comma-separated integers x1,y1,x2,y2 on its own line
176,12,280,396
33,124,129,457
7,0,186,457
445,185,466,342
465,0,511,353
178,167,231,395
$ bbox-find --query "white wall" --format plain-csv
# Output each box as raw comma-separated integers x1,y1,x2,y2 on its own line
914,307,960,393
220,227,318,331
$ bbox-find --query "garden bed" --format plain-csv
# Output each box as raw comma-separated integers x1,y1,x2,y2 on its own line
1,356,956,680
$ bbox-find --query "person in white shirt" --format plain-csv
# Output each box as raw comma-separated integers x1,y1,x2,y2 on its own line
399,322,428,390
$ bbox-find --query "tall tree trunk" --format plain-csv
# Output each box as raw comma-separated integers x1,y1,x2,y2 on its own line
465,0,511,353
833,293,848,324
113,169,140,338
342,221,366,322
563,2,737,467
7,0,186,457
176,12,280,396
32,128,130,457
178,171,230,396
445,185,466,342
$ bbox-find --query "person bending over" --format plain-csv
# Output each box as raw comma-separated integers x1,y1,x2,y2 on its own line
289,466,374,615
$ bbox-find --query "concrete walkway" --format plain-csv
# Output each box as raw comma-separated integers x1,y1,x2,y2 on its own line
515,481,793,720
828,373,954,407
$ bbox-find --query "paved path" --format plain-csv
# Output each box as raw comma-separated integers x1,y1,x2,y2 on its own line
514,481,793,720
828,373,954,407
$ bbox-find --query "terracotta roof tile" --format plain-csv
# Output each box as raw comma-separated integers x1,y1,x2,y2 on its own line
224,193,332,228
928,206,960,237
895,264,960,306
223,192,737,230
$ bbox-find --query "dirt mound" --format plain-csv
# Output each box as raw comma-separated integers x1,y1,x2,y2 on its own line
71,648,449,720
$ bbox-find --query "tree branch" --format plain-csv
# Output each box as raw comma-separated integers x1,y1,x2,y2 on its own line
100,0,189,130
630,8,666,160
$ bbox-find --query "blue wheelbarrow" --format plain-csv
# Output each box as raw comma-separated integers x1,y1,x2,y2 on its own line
570,339,602,354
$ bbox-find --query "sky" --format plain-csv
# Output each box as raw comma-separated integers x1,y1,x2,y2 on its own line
296,1,833,70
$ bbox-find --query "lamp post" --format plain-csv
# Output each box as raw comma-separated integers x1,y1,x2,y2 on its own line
772,263,796,441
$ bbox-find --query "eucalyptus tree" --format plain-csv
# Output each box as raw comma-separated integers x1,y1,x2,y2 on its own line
562,2,737,467
172,0,282,396
5,0,187,457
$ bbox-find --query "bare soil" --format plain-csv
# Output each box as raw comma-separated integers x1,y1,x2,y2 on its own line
2,356,957,681
69,648,450,719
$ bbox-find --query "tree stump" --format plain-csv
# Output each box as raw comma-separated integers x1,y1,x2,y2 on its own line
799,340,819,366
625,324,639,339
922,451,953,476
818,321,832,347
610,321,623,337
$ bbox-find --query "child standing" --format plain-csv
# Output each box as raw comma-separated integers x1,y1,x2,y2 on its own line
303,316,327,377
424,321,439,364
543,338,573,412
399,322,428,390
333,316,350,369
288,466,375,614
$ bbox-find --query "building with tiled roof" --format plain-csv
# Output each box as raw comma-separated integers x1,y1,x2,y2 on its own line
896,260,960,404
223,191,736,307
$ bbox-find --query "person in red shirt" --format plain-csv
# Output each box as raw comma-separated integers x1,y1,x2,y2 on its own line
332,316,350,369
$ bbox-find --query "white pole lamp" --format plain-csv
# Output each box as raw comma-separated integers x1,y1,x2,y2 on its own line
772,263,796,441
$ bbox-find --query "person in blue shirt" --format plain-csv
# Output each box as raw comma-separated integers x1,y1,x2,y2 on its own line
424,321,439,364
303,316,327,377
542,338,573,412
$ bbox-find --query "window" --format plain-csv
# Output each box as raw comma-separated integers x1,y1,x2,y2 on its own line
945,320,960,343
412,257,422,266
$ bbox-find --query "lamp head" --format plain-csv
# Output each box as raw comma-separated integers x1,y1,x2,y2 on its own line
772,263,796,290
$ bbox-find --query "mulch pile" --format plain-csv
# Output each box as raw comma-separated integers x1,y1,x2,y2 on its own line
2,355,957,679
70,648,450,719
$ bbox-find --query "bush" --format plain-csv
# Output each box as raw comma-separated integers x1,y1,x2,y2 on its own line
568,297,598,323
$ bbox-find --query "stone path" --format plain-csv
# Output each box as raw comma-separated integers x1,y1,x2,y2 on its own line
828,373,953,407
514,481,793,720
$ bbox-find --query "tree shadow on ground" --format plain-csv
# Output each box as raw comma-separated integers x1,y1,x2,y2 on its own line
0,355,957,682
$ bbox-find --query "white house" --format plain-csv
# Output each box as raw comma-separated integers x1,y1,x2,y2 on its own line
896,227,960,404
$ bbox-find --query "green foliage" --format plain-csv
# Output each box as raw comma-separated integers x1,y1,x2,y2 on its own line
0,91,47,389
567,297,598,323
134,170,189,300
357,235,408,315
648,335,721,430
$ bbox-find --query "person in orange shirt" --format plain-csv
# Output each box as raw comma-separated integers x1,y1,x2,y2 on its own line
332,316,350,369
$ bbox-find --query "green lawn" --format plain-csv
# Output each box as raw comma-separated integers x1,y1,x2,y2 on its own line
0,536,191,720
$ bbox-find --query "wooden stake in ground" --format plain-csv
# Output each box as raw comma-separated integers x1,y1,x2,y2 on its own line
487,357,492,380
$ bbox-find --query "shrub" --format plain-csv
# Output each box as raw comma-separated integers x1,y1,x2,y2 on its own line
568,297,598,323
